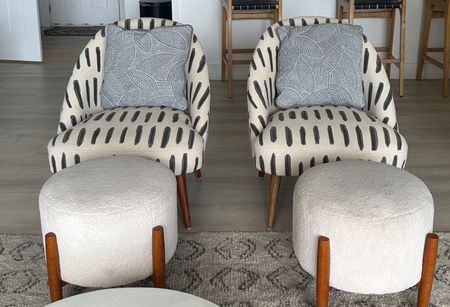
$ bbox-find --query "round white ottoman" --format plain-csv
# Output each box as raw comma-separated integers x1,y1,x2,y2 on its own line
293,161,435,296
39,156,178,290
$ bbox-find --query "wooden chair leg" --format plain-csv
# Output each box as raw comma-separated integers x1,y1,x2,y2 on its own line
176,175,192,229
227,13,233,98
398,2,406,97
386,9,397,78
417,233,439,307
45,233,63,302
317,236,330,307
221,7,227,82
267,175,281,229
194,169,202,179
443,5,450,97
417,2,432,81
152,226,166,288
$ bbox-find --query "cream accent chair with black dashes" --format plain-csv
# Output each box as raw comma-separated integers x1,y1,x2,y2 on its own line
47,18,211,229
247,17,408,228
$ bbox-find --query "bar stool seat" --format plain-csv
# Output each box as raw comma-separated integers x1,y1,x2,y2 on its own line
229,0,278,10
354,0,402,9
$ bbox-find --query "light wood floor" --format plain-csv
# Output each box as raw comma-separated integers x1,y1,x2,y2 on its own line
1,36,449,234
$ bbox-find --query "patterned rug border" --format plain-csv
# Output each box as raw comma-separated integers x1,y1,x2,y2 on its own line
1,232,449,307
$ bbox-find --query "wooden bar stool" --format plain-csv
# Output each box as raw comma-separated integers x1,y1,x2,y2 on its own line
417,0,450,97
337,0,406,97
222,0,282,98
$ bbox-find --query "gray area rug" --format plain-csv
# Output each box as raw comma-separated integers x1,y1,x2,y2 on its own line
1,232,449,307
43,26,103,37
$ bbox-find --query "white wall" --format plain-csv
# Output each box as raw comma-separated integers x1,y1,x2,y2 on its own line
173,0,446,80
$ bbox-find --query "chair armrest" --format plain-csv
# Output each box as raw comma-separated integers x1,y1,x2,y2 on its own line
186,35,211,149
247,25,281,158
362,37,399,130
58,30,106,133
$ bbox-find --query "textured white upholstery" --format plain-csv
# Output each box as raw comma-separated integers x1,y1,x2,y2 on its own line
39,156,178,288
293,161,434,294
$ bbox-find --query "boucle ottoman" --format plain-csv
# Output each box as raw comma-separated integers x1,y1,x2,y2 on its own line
39,156,177,302
292,161,439,307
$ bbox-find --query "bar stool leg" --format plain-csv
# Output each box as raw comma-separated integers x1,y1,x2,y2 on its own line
152,226,166,288
317,236,330,307
348,0,355,24
417,2,433,81
45,233,64,302
417,233,439,307
386,9,397,78
227,13,233,98
222,7,227,82
443,4,450,97
398,1,406,97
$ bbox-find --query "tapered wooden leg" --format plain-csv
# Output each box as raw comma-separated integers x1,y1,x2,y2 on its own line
176,175,192,229
227,14,233,98
386,9,396,78
258,171,265,178
45,233,63,302
417,233,439,307
221,7,226,82
398,2,406,97
267,175,281,229
417,3,432,81
348,0,355,24
194,169,202,179
317,236,330,307
443,6,450,97
152,226,166,288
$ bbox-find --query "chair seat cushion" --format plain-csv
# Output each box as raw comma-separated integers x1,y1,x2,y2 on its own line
48,107,204,175
228,0,278,10
253,106,408,176
354,0,402,9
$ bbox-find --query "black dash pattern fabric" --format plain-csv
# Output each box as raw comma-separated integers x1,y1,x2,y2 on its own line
247,17,407,177
48,18,211,175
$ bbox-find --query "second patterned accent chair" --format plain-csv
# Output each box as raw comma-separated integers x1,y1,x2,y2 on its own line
247,17,408,229
47,18,211,229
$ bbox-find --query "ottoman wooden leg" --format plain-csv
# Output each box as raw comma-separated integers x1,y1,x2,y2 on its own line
267,175,281,229
317,236,330,307
45,233,63,302
176,175,192,229
417,233,439,307
152,226,166,288
258,171,265,178
194,169,202,179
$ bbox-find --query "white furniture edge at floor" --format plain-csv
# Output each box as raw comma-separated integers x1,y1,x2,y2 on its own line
45,288,219,307
39,156,178,302
292,161,439,307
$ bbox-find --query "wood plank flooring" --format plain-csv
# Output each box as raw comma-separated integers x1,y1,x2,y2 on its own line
0,36,449,234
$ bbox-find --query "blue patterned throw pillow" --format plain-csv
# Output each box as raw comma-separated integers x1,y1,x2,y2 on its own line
101,24,192,111
276,23,365,109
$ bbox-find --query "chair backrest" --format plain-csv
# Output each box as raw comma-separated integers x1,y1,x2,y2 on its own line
247,17,398,151
57,18,211,146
